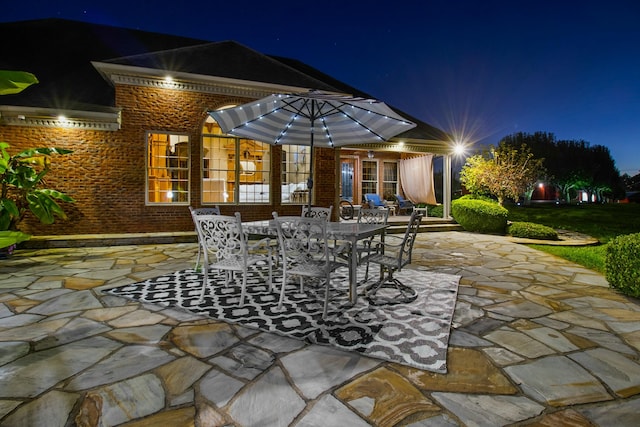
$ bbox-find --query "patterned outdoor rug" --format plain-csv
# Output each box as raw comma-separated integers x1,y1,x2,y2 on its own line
106,265,460,373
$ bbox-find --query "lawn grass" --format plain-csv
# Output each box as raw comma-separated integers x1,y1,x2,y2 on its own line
528,243,608,273
505,202,640,273
505,202,640,242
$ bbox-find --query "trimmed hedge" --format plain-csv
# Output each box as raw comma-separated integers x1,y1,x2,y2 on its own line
451,198,508,234
457,194,496,203
606,233,640,298
508,221,558,240
427,204,443,218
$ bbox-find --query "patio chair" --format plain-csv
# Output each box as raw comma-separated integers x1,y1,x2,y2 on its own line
364,210,423,305
194,212,272,306
301,205,333,222
189,205,220,271
364,193,385,209
395,194,415,215
356,207,390,281
272,212,343,319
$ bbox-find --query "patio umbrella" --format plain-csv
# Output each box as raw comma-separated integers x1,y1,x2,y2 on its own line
209,90,416,208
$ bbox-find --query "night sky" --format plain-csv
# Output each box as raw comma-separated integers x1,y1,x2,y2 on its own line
3,0,639,175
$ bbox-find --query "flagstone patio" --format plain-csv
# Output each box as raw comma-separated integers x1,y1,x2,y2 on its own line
1,231,639,426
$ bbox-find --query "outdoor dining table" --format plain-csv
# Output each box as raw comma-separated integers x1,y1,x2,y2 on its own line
242,219,387,304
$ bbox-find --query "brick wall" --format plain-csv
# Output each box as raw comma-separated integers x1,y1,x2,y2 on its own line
0,85,339,235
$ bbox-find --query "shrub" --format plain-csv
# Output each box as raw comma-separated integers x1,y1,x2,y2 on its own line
606,233,640,298
508,221,558,240
427,204,442,218
456,194,496,203
451,198,508,234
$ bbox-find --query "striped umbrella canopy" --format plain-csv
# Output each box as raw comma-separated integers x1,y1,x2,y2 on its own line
209,91,416,205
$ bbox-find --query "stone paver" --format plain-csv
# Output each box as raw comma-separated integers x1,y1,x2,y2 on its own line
504,355,612,406
431,392,545,426
0,232,638,426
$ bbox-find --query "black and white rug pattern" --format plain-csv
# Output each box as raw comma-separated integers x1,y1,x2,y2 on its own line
106,264,460,373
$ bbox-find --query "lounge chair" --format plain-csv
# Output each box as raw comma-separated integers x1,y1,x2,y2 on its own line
364,193,385,209
395,194,414,215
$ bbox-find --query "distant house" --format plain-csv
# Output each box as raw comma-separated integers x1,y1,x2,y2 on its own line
0,19,454,237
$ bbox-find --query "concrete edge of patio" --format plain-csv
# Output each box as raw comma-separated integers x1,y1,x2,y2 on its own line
20,227,599,250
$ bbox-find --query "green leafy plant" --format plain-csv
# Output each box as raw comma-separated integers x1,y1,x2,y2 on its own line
451,198,508,234
507,221,558,240
459,142,545,205
0,70,38,95
426,204,442,218
0,142,75,231
605,233,640,298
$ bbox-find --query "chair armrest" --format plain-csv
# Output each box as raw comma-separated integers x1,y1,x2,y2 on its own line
247,237,273,252
373,235,403,252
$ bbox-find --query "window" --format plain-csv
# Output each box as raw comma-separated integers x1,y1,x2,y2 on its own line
362,160,378,196
146,132,190,204
202,116,271,204
281,145,310,204
383,161,398,199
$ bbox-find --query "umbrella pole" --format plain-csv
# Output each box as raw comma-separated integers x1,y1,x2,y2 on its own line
306,116,315,211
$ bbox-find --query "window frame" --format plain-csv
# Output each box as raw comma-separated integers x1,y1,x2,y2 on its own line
382,160,399,199
201,119,271,205
281,144,311,205
361,159,379,197
145,131,191,206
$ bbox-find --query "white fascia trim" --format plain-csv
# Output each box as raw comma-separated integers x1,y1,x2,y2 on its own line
91,62,336,98
0,105,121,131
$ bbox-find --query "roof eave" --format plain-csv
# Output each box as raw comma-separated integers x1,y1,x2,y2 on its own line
91,61,335,99
0,105,121,131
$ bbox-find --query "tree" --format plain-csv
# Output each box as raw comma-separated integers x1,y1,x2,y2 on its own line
622,172,640,191
459,142,545,205
458,154,496,199
499,131,623,202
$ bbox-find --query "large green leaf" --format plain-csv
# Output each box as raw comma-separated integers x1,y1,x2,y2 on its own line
37,189,75,203
0,199,20,231
0,231,31,247
0,71,39,95
26,192,63,224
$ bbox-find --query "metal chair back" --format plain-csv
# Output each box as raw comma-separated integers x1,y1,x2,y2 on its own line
301,205,333,221
364,210,423,305
273,212,342,318
189,206,221,270
357,207,390,225
194,212,272,306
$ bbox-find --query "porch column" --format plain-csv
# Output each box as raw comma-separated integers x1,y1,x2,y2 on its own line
443,154,452,219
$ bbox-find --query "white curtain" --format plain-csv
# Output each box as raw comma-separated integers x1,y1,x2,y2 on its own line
399,154,437,204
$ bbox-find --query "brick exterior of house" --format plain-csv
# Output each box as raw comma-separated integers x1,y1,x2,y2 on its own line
1,85,338,236
1,20,452,238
